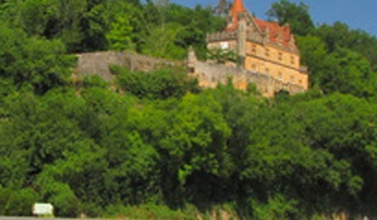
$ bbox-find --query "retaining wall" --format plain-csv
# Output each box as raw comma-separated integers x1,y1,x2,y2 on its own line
75,51,307,97
75,51,182,82
192,61,306,97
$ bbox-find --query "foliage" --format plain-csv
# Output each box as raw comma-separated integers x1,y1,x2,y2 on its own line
106,13,134,51
0,0,224,56
104,204,189,219
207,48,238,64
0,187,38,216
2,69,377,219
315,48,376,97
252,194,298,220
314,22,377,71
296,35,327,78
81,75,108,89
0,24,75,94
266,0,315,36
141,22,187,59
2,0,377,219
115,67,201,100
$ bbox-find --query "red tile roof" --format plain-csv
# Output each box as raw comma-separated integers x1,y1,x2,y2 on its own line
253,17,295,49
226,0,296,50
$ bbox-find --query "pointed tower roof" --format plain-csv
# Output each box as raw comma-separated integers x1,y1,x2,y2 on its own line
231,0,246,13
226,0,247,32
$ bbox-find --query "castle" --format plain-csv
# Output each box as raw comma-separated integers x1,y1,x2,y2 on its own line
197,0,308,95
76,0,309,97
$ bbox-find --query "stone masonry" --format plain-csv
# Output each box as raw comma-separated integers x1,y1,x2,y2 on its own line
75,51,182,82
187,47,306,97
75,49,307,97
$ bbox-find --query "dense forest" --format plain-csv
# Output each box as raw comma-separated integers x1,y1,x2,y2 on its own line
1,0,377,219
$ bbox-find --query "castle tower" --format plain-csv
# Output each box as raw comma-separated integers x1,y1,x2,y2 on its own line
226,0,247,32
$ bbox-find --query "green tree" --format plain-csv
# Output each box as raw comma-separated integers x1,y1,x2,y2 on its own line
266,0,315,36
315,22,354,52
0,24,75,94
0,187,38,216
116,67,200,100
155,93,231,206
296,94,377,215
296,35,328,86
142,22,187,59
317,48,376,97
106,11,134,51
296,35,327,72
99,106,160,205
104,0,144,52
315,22,377,71
0,90,106,216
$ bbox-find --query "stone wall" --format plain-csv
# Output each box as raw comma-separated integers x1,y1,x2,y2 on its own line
75,50,307,97
124,52,182,72
75,51,182,82
76,51,124,82
191,61,306,97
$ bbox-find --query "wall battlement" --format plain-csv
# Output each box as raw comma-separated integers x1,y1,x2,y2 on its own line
206,31,238,42
190,60,306,97
75,51,307,97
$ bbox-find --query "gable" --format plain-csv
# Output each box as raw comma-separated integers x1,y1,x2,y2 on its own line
253,17,297,50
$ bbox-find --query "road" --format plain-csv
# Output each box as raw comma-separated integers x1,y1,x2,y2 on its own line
0,218,101,220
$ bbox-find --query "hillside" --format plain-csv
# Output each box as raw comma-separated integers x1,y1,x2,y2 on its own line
1,0,377,219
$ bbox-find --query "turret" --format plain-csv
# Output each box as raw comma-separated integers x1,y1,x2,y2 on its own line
226,0,247,32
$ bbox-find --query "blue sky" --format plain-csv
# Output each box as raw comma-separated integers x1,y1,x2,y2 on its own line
171,0,377,37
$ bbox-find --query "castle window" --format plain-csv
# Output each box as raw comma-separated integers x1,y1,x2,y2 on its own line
278,52,283,61
265,48,270,57
265,68,270,73
291,56,295,65
251,44,257,53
